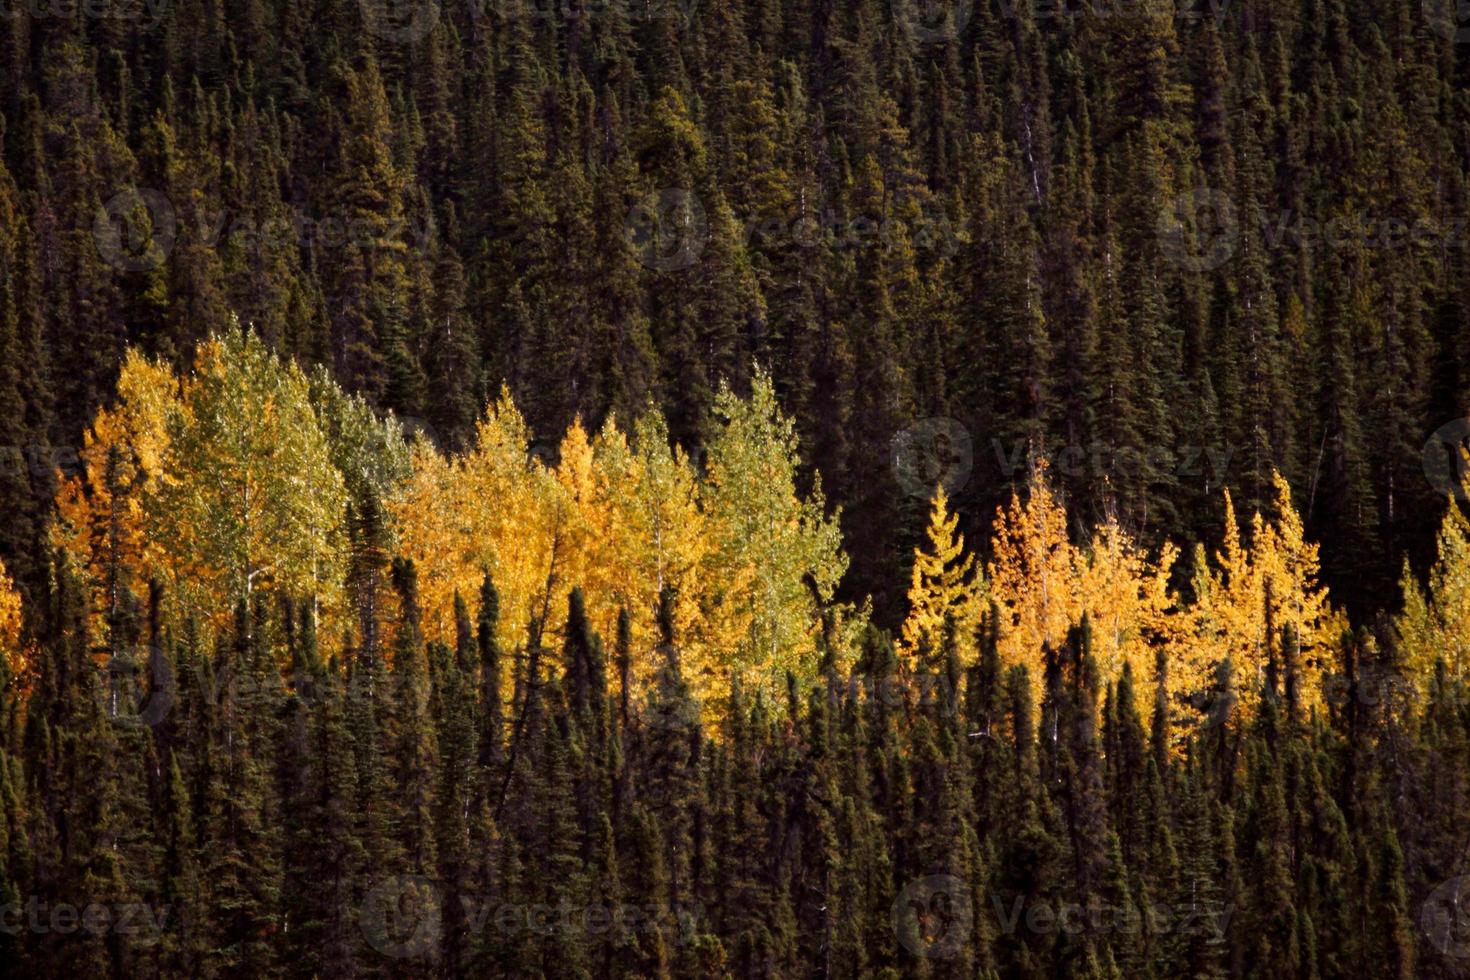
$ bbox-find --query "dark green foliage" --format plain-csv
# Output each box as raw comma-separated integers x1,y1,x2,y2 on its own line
1,0,1467,623
2,2,1470,977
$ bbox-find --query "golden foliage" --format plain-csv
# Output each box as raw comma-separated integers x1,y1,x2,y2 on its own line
41,334,1388,736
1189,475,1333,717
52,347,177,644
900,486,981,664
0,557,24,685
389,389,556,650
1397,453,1470,678
986,466,1330,731
52,330,349,642
696,373,847,699
986,467,1083,676
388,373,846,706
1079,517,1182,698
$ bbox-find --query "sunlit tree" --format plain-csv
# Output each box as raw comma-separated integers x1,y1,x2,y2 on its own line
900,486,980,665
0,557,23,687
986,465,1082,684
1397,452,1470,678
698,370,848,699
153,330,348,631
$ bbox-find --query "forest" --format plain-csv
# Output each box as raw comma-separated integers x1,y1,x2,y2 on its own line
3,0,1470,976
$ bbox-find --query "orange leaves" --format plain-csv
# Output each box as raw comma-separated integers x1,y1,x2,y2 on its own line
985,471,1181,706
1079,517,1181,696
986,469,1082,676
51,331,349,646
983,465,1328,731
388,389,555,650
1191,475,1332,717
388,372,847,709
50,347,178,645
0,557,24,686
387,399,714,697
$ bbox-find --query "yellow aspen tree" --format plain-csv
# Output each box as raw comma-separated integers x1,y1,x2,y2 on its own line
1190,490,1262,685
53,334,386,651
51,348,177,638
986,463,1081,688
1190,474,1333,718
152,331,348,633
577,417,639,649
0,557,24,689
1253,472,1333,705
699,370,847,702
1397,458,1470,677
592,412,709,691
552,419,605,618
387,440,471,644
390,389,558,650
1078,517,1185,698
900,486,980,664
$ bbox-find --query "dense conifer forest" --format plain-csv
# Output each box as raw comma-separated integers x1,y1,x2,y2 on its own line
3,0,1470,976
